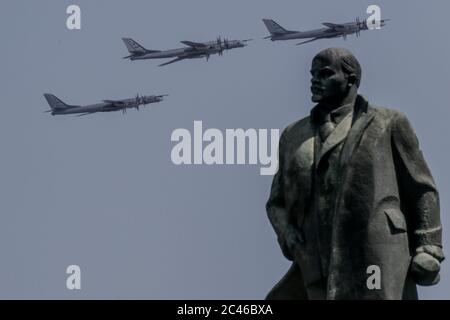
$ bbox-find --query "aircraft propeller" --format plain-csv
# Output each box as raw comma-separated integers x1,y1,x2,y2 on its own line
355,17,364,37
135,93,141,111
217,36,224,56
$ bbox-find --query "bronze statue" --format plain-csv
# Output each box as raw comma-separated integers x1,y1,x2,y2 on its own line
265,48,444,299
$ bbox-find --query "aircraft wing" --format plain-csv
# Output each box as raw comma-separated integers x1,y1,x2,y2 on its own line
295,37,323,45
76,112,96,117
322,22,347,31
180,41,207,49
159,57,186,67
103,100,127,107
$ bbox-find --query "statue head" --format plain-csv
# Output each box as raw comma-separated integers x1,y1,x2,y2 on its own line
310,47,361,104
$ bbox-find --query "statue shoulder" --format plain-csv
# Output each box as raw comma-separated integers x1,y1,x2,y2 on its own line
280,116,312,144
369,104,408,123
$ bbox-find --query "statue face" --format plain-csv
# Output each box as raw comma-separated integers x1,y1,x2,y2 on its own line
310,56,349,103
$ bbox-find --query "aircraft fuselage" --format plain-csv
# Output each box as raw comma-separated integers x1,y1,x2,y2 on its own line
130,40,243,60
47,96,164,116
51,103,120,115
270,26,365,41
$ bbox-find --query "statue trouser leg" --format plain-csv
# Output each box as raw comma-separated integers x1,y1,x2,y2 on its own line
304,277,327,300
265,263,308,300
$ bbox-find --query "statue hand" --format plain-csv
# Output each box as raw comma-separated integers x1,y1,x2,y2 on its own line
277,226,301,261
277,236,294,261
410,246,444,286
416,245,445,262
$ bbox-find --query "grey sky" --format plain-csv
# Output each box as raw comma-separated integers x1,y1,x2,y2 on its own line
0,0,449,299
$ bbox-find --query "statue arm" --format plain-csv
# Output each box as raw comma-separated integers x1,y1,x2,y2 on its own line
391,112,442,249
392,112,444,285
266,130,296,261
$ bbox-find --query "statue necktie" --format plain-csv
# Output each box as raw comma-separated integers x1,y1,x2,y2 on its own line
319,116,335,141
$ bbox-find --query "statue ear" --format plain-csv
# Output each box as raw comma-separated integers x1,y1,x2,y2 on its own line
347,74,357,88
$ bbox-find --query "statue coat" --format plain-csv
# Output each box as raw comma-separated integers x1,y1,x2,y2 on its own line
266,95,442,299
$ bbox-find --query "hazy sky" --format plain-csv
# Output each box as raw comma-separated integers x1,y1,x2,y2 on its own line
1,0,449,299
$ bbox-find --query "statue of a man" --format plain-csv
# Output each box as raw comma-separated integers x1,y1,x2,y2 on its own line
265,47,444,300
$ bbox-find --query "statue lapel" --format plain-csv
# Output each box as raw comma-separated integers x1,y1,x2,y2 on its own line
338,96,375,171
315,112,353,170
293,119,315,206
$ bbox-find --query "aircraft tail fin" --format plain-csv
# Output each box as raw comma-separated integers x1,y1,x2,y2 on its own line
262,19,296,36
122,38,161,56
43,94,71,110
122,38,147,54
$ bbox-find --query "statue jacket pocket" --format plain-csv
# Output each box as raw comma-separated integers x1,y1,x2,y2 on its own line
384,208,407,234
